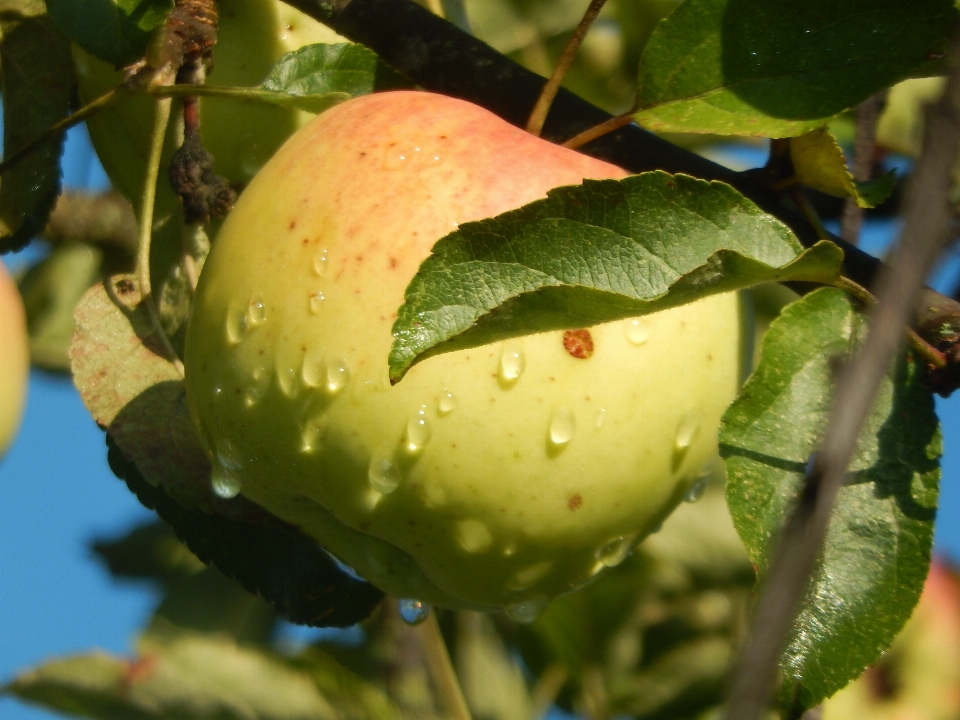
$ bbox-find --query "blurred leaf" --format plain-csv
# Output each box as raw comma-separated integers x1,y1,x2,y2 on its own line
18,243,102,370
0,1,76,253
463,0,587,54
721,288,941,713
107,435,385,628
146,566,278,645
47,0,174,68
455,612,532,720
389,171,843,383
288,647,403,720
633,0,958,136
877,76,947,156
6,634,344,720
91,520,205,583
70,276,212,510
789,127,896,208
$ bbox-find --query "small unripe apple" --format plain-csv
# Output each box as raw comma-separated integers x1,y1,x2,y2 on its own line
0,260,29,457
184,91,745,613
73,0,344,204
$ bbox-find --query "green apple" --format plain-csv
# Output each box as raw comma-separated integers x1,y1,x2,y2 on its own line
0,260,29,457
184,91,746,614
73,0,344,206
822,559,960,719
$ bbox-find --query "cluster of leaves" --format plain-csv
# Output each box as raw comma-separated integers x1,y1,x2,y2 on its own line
1,0,958,718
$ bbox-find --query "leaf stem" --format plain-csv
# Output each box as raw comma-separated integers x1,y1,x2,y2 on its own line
562,111,634,149
0,88,120,177
137,96,184,377
787,186,829,241
526,0,609,137
417,610,472,720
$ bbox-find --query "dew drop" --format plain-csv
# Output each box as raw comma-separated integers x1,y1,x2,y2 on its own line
211,465,242,499
456,518,493,553
507,561,553,591
301,346,324,388
438,389,457,415
499,343,525,383
595,408,606,429
368,454,401,494
247,295,267,326
326,358,350,394
308,291,325,315
312,249,329,277
244,367,270,407
399,598,430,625
596,536,632,568
212,383,223,400
405,405,432,452
684,475,708,503
625,318,651,345
675,411,701,451
276,364,298,398
505,598,546,624
300,415,328,453
549,406,575,446
225,305,248,345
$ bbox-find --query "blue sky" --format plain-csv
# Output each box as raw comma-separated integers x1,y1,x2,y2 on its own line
2,129,959,720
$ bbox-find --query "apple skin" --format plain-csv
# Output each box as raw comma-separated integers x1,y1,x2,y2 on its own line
184,91,745,612
822,559,960,719
73,0,344,205
0,260,29,457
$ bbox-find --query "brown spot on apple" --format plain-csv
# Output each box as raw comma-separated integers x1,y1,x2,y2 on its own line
289,219,297,229
563,329,594,358
568,494,583,511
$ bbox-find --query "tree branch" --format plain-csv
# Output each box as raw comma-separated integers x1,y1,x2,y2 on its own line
282,0,960,392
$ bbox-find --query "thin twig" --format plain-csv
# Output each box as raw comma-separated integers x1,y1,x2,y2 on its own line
722,30,960,720
418,610,473,720
841,92,888,245
136,96,184,377
0,88,120,176
526,0,609,136
562,112,634,149
787,186,830,241
530,663,569,720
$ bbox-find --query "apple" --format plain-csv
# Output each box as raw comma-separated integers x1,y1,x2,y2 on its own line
183,91,745,614
822,559,960,719
0,260,29,457
72,0,345,206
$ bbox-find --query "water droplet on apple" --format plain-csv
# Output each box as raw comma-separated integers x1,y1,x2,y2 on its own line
437,389,457,414
247,295,267,326
504,598,546,624
595,408,606,428
308,291,325,315
398,598,430,625
507,561,553,591
674,411,701,451
499,343,525,383
212,383,223,399
312,249,328,277
456,518,493,553
625,318,651,345
405,405,432,452
549,406,575,446
211,465,242,499
225,305,248,345
596,536,632,568
326,359,350,394
368,454,401,494
300,415,328,453
684,475,708,503
243,366,270,406
276,364,298,398
301,346,324,388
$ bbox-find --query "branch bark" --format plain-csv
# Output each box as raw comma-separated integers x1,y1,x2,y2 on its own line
282,0,960,391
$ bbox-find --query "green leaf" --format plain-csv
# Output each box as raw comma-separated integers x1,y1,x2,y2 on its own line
789,127,896,208
721,288,940,712
47,0,173,68
632,0,958,137
289,647,404,720
0,3,76,253
91,520,205,583
5,634,344,720
388,171,843,383
18,243,103,370
261,42,409,100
